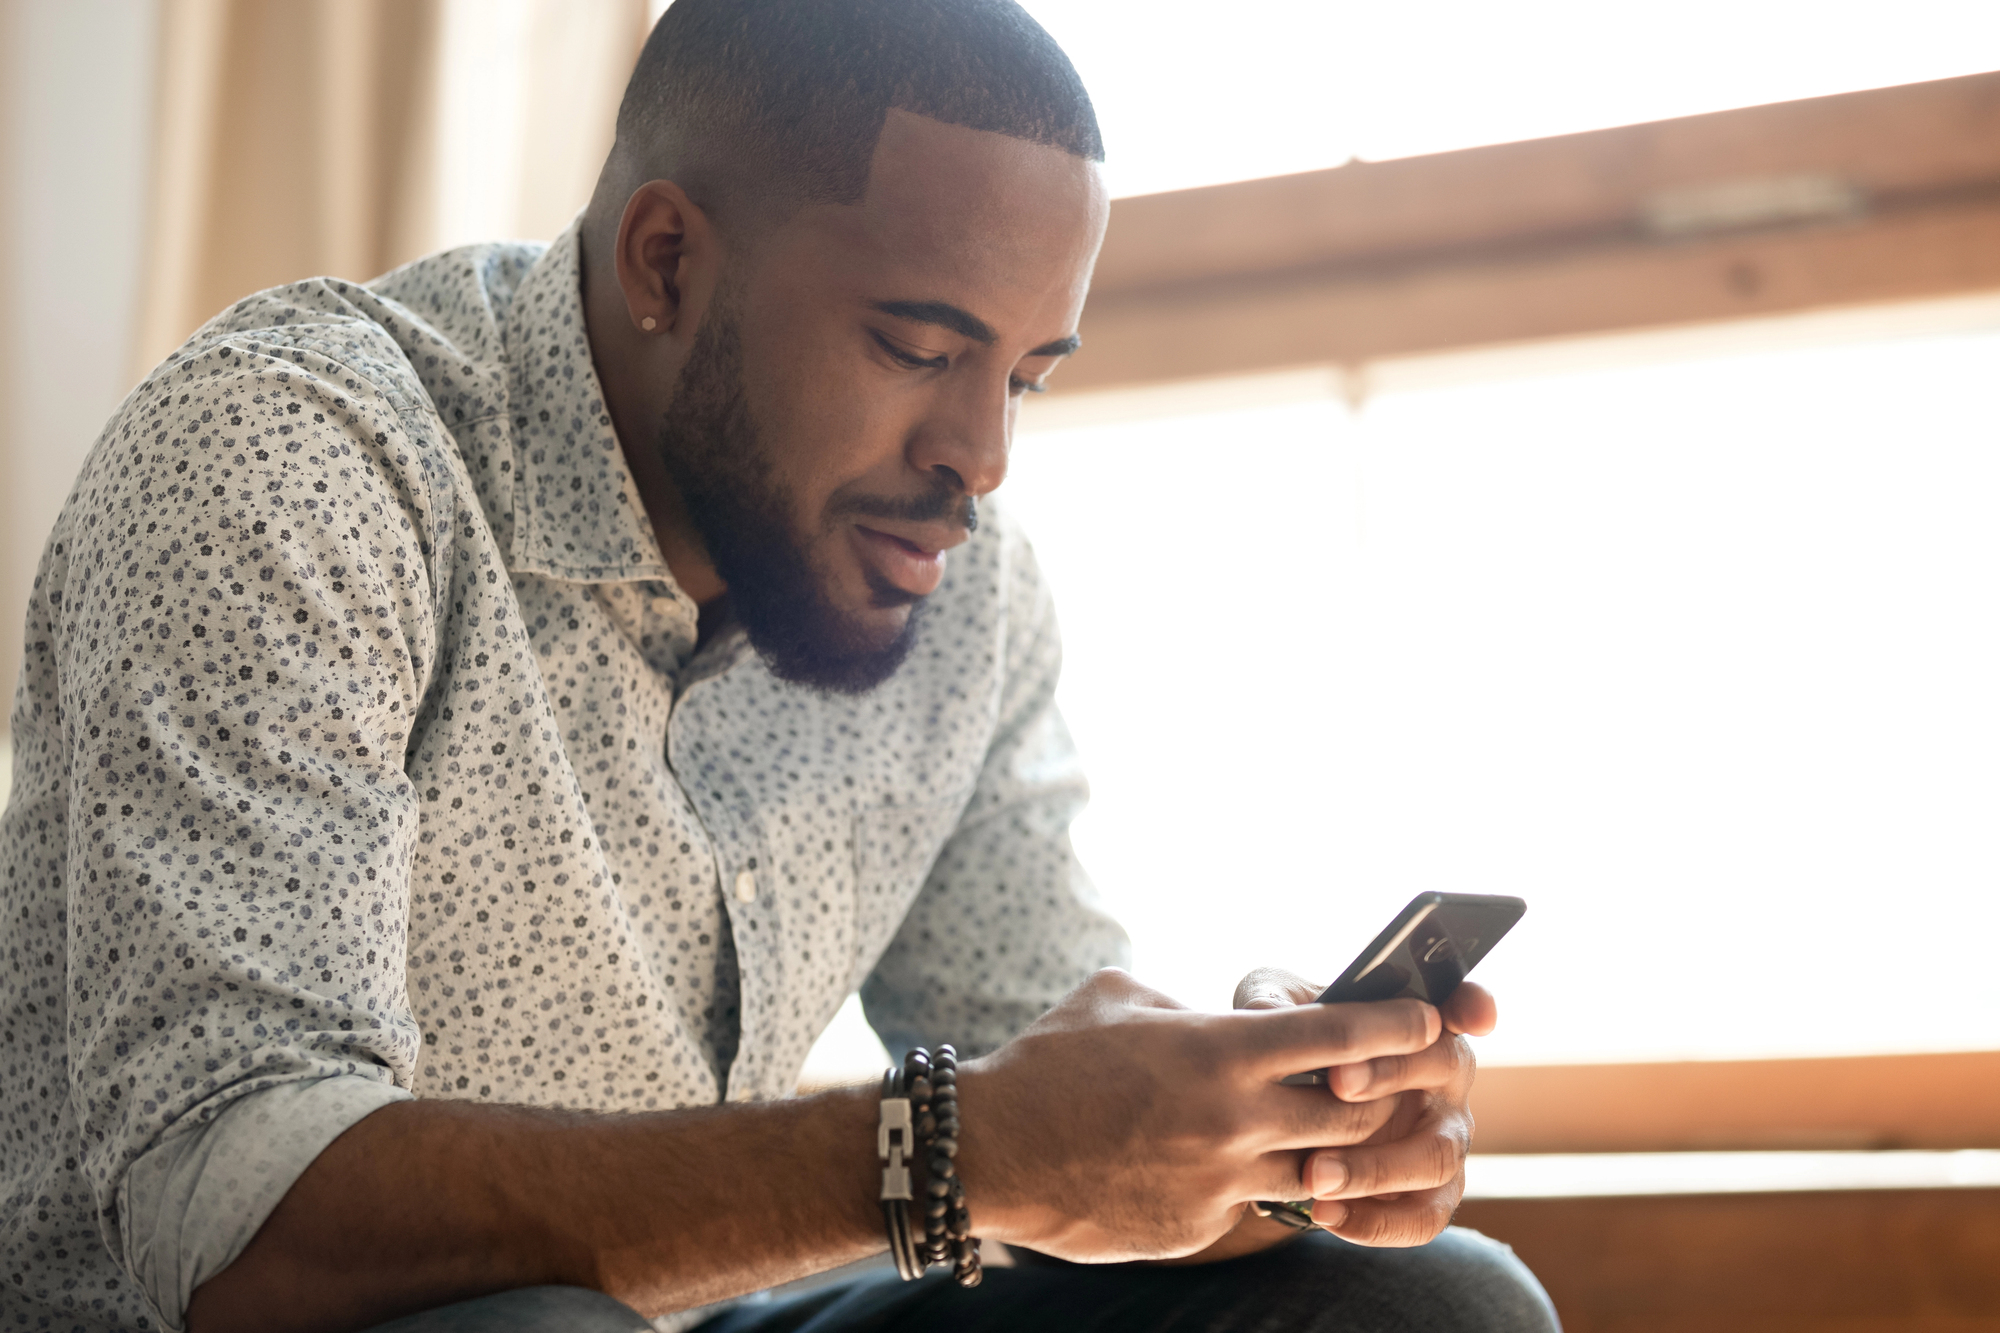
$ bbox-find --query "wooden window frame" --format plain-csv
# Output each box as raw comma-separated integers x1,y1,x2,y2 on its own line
1471,1052,2000,1154
1060,71,2000,397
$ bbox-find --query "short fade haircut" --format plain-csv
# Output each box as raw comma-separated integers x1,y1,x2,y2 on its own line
612,0,1104,213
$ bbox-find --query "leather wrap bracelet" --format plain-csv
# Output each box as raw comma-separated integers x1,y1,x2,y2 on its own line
877,1066,924,1279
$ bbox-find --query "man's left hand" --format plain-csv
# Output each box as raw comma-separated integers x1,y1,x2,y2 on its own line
1160,967,1495,1263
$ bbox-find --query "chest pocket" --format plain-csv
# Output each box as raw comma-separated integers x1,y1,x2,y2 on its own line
850,797,969,989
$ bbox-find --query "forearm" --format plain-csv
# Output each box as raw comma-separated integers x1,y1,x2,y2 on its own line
187,1087,884,1333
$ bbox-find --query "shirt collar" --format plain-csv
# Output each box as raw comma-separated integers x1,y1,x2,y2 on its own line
500,222,675,585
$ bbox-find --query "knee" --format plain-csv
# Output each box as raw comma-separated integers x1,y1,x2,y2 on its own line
1403,1227,1561,1333
359,1284,654,1333
1266,1226,1560,1333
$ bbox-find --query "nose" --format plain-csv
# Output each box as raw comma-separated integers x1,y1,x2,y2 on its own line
907,372,1011,500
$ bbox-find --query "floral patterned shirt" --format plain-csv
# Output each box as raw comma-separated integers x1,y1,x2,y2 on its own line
0,223,1127,1332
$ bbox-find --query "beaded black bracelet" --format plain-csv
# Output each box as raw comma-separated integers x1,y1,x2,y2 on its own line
905,1045,980,1286
880,1045,983,1287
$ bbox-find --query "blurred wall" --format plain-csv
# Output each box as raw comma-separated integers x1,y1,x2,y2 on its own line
0,0,158,721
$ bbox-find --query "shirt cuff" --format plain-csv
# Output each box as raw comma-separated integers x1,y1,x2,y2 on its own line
118,1075,414,1332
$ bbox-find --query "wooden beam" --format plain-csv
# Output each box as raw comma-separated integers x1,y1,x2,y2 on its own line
1062,72,2000,395
1455,1188,2000,1333
1470,1051,2000,1154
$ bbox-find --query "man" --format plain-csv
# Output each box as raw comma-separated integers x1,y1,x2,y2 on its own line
0,1,1558,1330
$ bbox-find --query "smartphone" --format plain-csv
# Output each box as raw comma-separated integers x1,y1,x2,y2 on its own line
1316,891,1524,1006
1278,892,1524,1087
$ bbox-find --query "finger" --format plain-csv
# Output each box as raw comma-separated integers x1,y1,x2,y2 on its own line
1230,998,1441,1078
1328,1033,1471,1102
1441,981,1497,1037
1245,1149,1320,1205
1233,968,1325,1010
1325,1180,1463,1248
1240,1154,1366,1237
1305,1122,1467,1202
1249,1082,1401,1152
1246,1143,1372,1205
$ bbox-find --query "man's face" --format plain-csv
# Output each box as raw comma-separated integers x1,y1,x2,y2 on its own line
657,110,1108,693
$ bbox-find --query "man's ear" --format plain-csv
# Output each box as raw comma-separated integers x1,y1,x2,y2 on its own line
613,179,722,344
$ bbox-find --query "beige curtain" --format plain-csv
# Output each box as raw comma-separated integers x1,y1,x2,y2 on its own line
133,0,651,379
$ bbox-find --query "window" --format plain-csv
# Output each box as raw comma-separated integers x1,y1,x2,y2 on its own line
1022,0,2000,198
998,316,2000,1066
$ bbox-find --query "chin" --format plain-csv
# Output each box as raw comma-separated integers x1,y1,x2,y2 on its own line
749,589,926,697
848,561,924,616
851,600,917,645
732,549,930,696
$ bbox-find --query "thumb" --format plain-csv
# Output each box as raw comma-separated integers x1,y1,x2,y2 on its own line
1232,967,1325,1010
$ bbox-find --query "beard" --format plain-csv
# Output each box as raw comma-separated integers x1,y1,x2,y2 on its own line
653,305,969,695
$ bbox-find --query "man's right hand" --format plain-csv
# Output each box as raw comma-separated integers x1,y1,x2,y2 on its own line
954,968,1443,1262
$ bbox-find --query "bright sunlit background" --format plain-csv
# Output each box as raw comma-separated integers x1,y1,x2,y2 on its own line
1010,318,2000,1065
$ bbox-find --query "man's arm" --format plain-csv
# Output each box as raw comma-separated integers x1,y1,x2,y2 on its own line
186,1087,886,1333
54,329,443,1328
190,973,1451,1332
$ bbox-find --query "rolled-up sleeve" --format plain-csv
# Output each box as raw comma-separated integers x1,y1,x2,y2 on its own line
861,530,1130,1058
57,339,443,1324
118,1076,412,1328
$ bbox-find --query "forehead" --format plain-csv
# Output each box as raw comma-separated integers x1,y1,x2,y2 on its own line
764,110,1108,334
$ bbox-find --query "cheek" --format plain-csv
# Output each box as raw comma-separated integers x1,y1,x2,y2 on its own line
742,338,916,518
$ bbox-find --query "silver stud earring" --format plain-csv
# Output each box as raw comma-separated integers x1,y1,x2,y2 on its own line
641,316,657,331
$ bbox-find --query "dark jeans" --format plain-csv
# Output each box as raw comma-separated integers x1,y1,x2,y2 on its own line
359,1227,1560,1333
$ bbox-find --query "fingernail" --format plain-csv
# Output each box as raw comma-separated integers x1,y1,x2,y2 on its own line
1310,1155,1349,1197
1332,1064,1369,1099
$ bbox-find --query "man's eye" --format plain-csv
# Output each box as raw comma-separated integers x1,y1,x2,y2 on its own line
1009,376,1048,396
873,331,947,371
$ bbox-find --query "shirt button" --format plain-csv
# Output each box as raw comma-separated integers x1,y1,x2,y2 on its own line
733,868,757,903
650,596,675,616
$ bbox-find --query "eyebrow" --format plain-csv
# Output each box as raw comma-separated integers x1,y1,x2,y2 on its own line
870,300,1081,359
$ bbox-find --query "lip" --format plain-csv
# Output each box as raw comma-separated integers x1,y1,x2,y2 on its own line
850,523,960,598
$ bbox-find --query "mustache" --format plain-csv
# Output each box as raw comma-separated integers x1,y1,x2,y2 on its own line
830,482,979,535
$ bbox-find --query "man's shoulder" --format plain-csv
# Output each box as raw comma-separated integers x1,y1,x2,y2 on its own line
154,241,543,423
366,239,548,400
368,238,547,327
58,248,549,591
100,242,552,507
